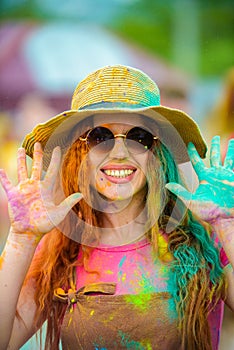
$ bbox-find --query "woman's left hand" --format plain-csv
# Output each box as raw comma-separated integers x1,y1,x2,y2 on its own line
165,136,234,223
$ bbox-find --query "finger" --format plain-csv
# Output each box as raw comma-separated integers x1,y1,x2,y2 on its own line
210,136,222,167
43,147,61,189
56,193,83,220
31,142,43,181
187,142,205,176
38,193,83,231
165,182,193,203
224,138,234,170
17,148,28,182
0,169,13,193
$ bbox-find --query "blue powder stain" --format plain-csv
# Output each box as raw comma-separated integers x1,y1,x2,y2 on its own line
119,255,127,268
118,330,145,349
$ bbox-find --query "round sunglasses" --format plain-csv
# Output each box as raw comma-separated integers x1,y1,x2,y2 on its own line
79,126,158,154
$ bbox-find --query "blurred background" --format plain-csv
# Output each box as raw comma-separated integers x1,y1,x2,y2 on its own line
0,0,233,349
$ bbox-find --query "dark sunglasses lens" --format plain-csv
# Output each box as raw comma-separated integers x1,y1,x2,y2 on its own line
126,127,154,153
87,127,114,153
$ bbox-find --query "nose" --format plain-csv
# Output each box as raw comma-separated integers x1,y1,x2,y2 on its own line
108,137,130,159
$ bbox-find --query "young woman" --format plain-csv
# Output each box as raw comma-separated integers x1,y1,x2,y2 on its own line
0,65,233,350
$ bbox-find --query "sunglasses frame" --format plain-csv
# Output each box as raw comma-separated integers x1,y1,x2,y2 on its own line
79,126,158,154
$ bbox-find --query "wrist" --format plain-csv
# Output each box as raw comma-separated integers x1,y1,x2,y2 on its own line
209,217,234,245
209,217,233,228
8,228,42,247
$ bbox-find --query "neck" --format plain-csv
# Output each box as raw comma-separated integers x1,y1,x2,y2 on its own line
98,187,148,245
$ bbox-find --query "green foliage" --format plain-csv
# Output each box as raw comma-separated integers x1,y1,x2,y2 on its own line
0,0,233,77
199,5,234,76
0,0,50,21
109,0,234,77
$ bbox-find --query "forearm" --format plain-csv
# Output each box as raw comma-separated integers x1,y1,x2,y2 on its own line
0,229,38,349
211,218,234,268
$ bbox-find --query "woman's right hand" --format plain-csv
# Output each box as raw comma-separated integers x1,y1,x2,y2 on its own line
0,142,82,241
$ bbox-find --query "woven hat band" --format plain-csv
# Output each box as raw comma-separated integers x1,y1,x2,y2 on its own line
71,65,160,111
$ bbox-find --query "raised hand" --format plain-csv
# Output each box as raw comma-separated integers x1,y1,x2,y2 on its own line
165,136,234,223
0,143,82,240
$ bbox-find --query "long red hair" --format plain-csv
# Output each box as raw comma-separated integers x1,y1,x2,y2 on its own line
25,138,226,350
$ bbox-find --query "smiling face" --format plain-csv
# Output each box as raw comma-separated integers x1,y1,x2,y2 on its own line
86,114,151,204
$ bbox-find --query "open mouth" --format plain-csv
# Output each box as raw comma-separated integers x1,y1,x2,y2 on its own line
102,169,135,178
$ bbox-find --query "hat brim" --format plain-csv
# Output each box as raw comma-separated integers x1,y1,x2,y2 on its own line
22,105,207,168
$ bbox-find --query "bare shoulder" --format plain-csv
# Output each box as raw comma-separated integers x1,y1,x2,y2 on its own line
8,278,45,350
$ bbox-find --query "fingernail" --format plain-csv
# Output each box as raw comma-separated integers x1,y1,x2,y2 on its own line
34,142,42,150
74,193,83,198
188,142,194,148
54,146,61,152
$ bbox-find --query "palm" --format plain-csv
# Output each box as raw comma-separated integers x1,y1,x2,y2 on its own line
166,136,234,222
0,143,82,238
7,180,57,234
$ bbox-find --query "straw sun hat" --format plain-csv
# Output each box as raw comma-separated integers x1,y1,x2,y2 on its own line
22,65,207,168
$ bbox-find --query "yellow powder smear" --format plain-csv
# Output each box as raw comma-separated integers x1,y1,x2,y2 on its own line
0,251,6,269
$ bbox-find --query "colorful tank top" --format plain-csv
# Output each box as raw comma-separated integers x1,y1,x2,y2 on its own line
53,238,228,349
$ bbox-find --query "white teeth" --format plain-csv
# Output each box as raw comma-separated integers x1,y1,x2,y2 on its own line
103,169,134,178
